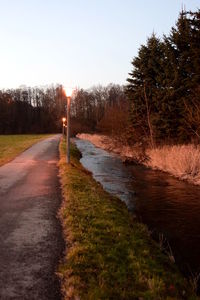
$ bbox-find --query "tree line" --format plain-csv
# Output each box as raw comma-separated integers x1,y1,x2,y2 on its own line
0,83,127,136
71,9,200,146
70,84,128,139
1,9,199,148
0,86,66,134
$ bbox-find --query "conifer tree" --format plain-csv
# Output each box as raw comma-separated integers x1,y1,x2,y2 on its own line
126,34,166,145
126,9,200,144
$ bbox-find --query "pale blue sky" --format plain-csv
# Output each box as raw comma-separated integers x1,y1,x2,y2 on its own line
0,0,199,89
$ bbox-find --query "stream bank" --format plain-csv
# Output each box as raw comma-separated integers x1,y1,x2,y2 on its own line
75,137,200,295
77,133,200,186
58,139,195,299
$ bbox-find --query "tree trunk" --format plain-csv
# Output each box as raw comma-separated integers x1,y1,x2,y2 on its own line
144,83,155,148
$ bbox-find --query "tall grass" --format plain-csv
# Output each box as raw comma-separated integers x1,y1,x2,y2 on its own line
77,134,200,185
146,144,200,184
58,140,195,299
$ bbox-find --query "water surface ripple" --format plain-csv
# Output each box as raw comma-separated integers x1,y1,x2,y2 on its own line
75,138,200,284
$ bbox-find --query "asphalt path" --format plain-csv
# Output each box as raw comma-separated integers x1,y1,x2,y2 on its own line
0,135,64,300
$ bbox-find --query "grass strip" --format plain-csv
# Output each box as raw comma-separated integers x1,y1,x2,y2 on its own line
0,134,53,166
58,139,196,300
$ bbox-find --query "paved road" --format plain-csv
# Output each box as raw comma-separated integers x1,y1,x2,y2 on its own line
0,135,64,300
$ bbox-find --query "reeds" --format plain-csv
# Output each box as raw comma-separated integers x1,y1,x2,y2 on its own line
146,144,200,184
77,134,200,185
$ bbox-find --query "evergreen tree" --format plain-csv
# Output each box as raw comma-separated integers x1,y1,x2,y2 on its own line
126,34,166,145
126,9,200,145
168,10,200,141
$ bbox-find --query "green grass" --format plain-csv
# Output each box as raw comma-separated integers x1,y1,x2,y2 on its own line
0,134,53,166
58,139,197,300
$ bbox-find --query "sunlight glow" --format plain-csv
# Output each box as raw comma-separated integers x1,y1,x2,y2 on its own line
63,87,74,98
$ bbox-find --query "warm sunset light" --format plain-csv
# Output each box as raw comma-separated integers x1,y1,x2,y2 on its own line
63,86,74,164
1,1,200,299
63,87,74,98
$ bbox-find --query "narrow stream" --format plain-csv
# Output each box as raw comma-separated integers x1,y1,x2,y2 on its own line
75,138,200,286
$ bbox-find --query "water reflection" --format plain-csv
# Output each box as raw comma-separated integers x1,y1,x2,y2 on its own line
75,138,200,281
75,138,136,210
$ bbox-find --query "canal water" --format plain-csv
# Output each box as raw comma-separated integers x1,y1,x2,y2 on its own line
75,138,200,286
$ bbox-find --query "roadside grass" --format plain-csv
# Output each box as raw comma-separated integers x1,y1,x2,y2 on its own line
0,134,53,166
58,139,197,300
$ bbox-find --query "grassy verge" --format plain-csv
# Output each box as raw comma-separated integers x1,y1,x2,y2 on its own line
58,139,196,300
0,134,53,166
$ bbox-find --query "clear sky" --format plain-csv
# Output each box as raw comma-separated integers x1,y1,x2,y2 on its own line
0,0,199,90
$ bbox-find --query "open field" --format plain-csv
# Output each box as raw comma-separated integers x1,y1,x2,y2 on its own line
58,139,195,300
0,134,53,166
